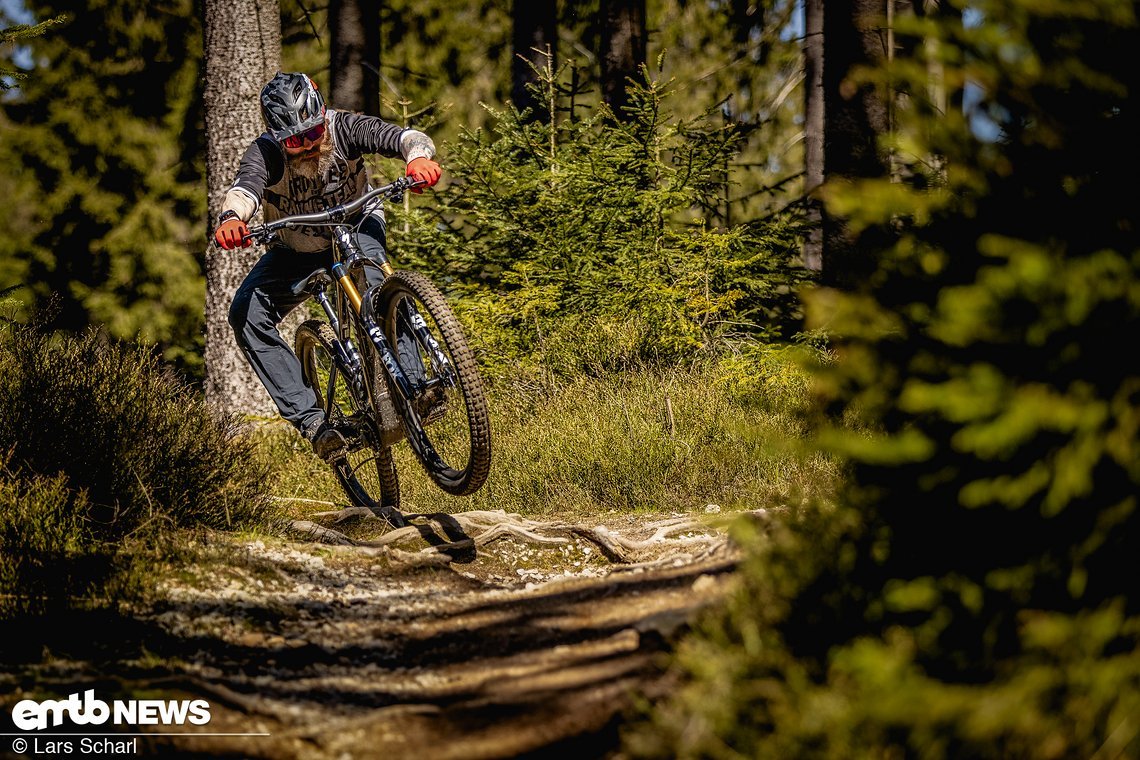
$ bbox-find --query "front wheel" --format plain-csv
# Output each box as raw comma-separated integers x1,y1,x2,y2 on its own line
374,271,491,495
294,320,403,522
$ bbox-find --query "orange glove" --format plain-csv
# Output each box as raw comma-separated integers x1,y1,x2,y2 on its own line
406,157,442,194
214,215,251,249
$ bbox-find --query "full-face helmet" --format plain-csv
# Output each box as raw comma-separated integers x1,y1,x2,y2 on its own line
260,72,326,142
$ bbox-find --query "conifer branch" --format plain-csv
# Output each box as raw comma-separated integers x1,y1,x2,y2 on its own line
0,15,65,90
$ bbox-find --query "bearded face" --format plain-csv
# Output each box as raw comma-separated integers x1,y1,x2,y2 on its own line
287,133,335,180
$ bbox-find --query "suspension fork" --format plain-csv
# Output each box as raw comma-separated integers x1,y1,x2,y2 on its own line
395,300,455,382
330,227,419,403
332,228,453,389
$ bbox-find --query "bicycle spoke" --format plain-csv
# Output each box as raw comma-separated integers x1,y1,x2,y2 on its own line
348,452,381,479
295,320,401,513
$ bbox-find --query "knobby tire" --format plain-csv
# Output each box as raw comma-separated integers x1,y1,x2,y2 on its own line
373,270,491,496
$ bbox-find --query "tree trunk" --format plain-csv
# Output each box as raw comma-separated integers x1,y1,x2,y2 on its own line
511,0,557,121
599,0,646,119
802,0,824,271
330,0,381,114
203,0,281,415
820,0,891,287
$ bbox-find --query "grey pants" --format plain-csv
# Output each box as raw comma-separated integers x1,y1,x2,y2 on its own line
229,216,390,435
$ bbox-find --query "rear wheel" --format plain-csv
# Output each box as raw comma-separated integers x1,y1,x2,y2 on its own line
294,320,403,524
374,271,491,495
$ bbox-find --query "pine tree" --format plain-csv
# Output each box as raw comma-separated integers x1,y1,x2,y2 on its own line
0,0,207,377
802,0,824,270
329,0,380,114
391,66,806,385
648,0,805,221
0,14,64,89
510,0,557,121
599,0,646,118
203,0,281,414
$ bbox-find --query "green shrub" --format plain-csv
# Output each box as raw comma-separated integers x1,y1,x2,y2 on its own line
0,458,140,618
386,67,808,385
0,323,271,535
0,322,275,615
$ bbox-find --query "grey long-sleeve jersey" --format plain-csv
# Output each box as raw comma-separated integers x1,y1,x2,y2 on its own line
220,109,435,253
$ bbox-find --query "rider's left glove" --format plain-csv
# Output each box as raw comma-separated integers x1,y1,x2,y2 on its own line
214,215,252,250
406,157,442,194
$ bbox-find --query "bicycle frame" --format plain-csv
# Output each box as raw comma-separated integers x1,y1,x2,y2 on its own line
247,177,442,435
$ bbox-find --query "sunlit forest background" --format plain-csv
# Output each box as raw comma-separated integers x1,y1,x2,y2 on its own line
2,1,1139,757
0,0,805,380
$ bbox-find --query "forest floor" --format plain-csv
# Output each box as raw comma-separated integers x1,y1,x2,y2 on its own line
0,507,754,759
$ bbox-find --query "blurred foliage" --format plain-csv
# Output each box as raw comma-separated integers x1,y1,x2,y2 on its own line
0,0,206,378
0,316,277,618
386,65,808,387
627,1,1140,757
0,13,63,89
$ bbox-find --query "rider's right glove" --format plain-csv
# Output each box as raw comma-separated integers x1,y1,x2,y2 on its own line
214,212,252,249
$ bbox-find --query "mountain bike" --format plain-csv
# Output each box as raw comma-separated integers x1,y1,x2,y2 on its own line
244,176,491,527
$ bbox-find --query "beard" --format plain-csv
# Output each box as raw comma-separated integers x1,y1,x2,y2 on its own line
288,135,335,180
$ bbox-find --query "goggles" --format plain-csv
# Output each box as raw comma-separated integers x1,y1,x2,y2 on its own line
281,123,326,149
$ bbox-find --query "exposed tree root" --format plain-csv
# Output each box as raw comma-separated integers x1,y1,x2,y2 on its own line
290,520,356,545
288,508,758,566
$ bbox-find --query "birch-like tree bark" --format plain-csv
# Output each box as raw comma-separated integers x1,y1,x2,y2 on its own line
203,0,281,415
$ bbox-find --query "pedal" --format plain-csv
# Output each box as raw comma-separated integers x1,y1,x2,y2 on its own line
312,426,349,462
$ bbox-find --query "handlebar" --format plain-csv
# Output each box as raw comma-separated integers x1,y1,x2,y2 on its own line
244,176,424,245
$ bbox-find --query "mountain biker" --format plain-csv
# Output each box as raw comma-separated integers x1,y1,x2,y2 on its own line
213,71,442,460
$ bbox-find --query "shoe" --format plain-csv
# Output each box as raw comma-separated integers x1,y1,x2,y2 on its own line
307,421,347,462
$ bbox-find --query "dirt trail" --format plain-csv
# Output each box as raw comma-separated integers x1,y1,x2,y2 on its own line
1,509,749,759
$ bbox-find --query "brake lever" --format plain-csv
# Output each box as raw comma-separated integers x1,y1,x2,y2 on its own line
387,176,427,202
243,226,277,247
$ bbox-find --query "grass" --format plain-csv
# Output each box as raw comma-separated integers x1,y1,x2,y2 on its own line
0,314,838,617
254,348,842,522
